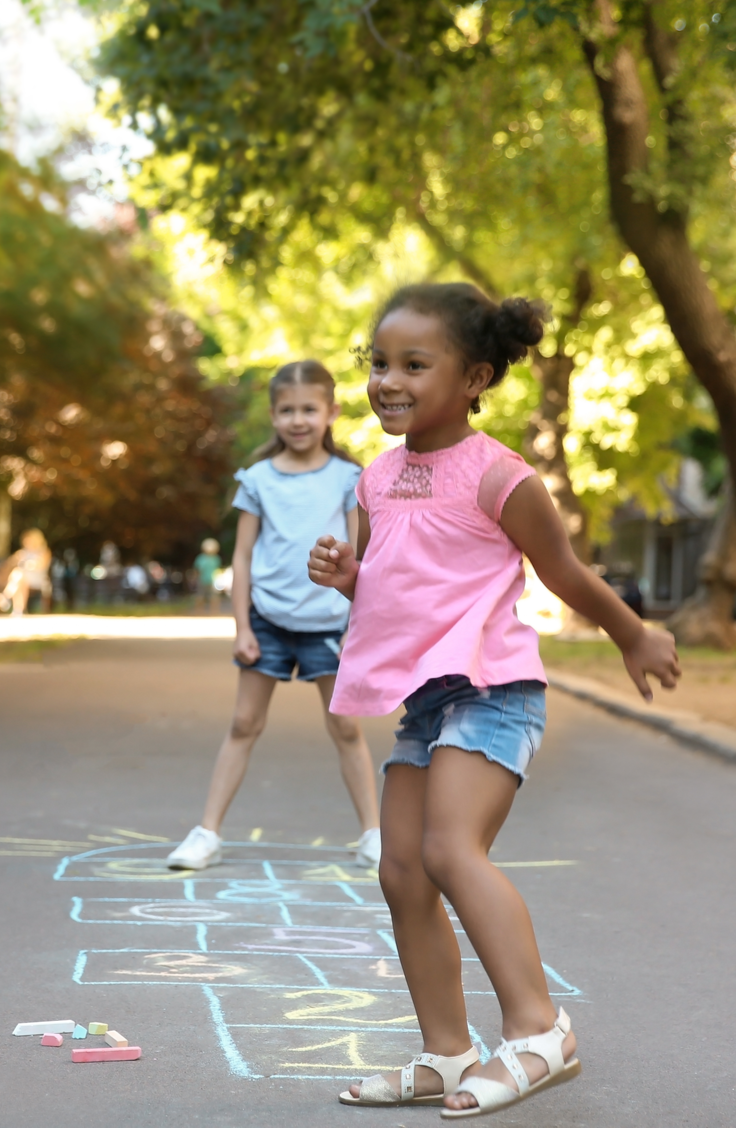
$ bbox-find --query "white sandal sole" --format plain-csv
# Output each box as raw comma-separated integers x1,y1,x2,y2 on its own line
339,1091,447,1106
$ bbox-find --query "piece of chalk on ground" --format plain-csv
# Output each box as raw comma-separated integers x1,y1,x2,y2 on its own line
41,1033,64,1047
87,1022,108,1036
104,1031,128,1048
13,1020,75,1036
72,1025,87,1039
72,1046,141,1064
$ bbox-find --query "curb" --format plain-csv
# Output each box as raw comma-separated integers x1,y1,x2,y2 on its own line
546,669,736,765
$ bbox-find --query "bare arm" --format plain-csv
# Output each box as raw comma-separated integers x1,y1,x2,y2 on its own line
231,510,262,665
308,504,372,601
500,476,681,701
346,506,359,554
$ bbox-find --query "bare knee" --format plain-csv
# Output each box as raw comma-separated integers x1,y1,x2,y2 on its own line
379,846,437,913
421,829,468,894
230,711,266,742
326,713,361,746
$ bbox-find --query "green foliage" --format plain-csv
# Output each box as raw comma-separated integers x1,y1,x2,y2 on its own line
0,150,237,562
674,424,727,496
511,1,581,29
0,151,148,396
97,0,728,532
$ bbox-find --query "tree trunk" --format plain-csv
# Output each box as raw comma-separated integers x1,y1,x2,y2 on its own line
583,2,736,647
525,352,590,565
0,488,10,560
666,483,736,649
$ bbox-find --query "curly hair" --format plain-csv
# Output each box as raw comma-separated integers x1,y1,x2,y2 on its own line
371,282,548,413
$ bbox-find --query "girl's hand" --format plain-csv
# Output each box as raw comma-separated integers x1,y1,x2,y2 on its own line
621,627,681,702
309,536,360,600
233,628,261,666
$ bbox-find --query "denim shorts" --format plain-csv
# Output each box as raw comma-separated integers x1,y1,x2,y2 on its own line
384,675,546,785
234,607,343,682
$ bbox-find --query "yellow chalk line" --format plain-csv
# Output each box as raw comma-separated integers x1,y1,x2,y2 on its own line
495,860,577,868
110,828,171,842
0,838,92,847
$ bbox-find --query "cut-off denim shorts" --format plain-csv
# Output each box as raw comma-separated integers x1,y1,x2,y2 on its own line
233,607,343,682
384,674,547,786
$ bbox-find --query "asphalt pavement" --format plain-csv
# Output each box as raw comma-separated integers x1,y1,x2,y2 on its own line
1,638,734,1128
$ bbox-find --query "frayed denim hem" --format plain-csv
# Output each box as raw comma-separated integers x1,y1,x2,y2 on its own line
381,756,430,775
429,740,528,787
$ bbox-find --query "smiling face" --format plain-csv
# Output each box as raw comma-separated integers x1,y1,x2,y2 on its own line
270,381,340,456
368,308,493,452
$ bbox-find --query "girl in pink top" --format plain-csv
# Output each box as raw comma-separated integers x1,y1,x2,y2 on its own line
309,282,680,1119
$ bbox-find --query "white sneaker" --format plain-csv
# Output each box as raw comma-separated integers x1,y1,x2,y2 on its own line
354,827,381,869
166,825,222,870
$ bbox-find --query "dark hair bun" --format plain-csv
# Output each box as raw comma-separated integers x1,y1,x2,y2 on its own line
493,298,547,367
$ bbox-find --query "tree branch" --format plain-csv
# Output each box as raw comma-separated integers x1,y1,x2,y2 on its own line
642,0,690,212
581,0,736,492
361,0,412,63
411,200,500,298
582,1,661,248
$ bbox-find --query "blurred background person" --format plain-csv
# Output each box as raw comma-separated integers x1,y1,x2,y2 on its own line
122,562,150,603
193,537,222,614
0,528,52,615
62,548,80,610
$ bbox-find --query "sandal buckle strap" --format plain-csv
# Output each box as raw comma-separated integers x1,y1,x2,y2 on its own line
400,1047,480,1100
495,1042,530,1095
491,1008,572,1095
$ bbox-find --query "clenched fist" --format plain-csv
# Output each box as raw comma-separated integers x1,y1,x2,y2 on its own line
308,535,360,601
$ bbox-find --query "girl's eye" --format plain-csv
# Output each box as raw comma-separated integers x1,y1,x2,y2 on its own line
407,361,425,371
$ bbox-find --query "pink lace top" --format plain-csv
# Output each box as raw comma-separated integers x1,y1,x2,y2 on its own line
330,431,546,716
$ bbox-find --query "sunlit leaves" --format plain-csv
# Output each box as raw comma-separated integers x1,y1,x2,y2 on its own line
0,150,235,558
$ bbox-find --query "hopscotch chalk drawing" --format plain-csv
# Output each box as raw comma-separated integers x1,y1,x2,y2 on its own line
55,841,582,1080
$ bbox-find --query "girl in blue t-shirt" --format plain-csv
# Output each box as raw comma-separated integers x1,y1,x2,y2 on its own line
167,360,381,871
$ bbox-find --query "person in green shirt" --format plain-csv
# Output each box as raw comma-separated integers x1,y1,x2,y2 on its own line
193,538,222,613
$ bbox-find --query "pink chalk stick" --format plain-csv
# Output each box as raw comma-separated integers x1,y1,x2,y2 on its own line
72,1046,141,1063
41,1033,63,1047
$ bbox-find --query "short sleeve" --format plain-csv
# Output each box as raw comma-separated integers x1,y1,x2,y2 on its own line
477,454,536,523
232,467,261,515
342,463,362,512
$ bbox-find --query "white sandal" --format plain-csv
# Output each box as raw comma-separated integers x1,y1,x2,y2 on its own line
440,1007,581,1119
338,1045,479,1106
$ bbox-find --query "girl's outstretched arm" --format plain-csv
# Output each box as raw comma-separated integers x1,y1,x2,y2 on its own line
499,476,681,701
308,505,371,601
231,511,262,665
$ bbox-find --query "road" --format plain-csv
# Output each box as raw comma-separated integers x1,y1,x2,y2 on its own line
1,638,734,1128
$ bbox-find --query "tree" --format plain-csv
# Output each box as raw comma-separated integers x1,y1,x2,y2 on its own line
573,0,736,645
0,150,236,563
99,0,708,568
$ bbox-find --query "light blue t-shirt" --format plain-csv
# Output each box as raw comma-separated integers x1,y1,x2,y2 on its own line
233,456,361,632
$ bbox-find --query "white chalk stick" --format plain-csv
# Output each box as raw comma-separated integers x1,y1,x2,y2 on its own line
104,1030,128,1048
13,1020,75,1036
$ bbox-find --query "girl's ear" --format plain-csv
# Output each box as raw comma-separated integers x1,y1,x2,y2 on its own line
328,401,341,425
466,362,494,401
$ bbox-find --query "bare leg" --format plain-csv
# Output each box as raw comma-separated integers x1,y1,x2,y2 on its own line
348,764,472,1100
316,675,380,834
11,574,28,615
201,670,277,834
420,748,577,1111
